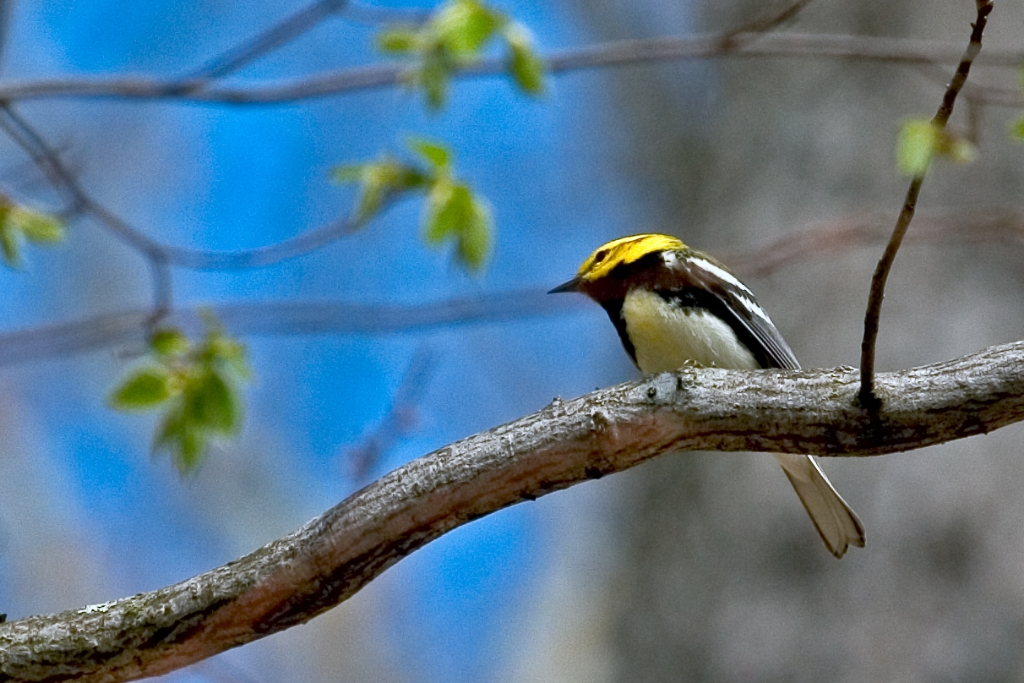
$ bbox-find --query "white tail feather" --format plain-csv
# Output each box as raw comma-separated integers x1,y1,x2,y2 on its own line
773,453,865,558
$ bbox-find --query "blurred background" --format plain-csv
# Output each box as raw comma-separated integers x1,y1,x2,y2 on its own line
1,1,1024,681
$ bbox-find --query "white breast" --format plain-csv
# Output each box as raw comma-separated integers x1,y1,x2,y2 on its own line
622,288,758,373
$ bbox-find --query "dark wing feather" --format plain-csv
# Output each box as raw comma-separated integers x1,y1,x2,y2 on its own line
676,252,800,370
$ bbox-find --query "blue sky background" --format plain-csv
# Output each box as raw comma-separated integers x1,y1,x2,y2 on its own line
0,2,705,681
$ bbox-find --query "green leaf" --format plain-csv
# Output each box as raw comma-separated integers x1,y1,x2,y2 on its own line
424,180,465,243
355,173,387,223
1011,117,1024,142
223,347,253,381
356,162,392,222
898,117,976,174
110,367,174,410
433,0,502,57
505,24,545,95
423,181,493,271
457,194,493,271
419,51,451,110
154,410,206,474
152,410,183,455
9,207,64,244
943,135,976,164
377,26,421,54
150,328,190,357
331,164,365,183
210,335,251,380
175,428,207,474
408,138,451,170
116,314,250,473
333,157,429,224
186,370,239,435
897,119,938,176
0,224,21,268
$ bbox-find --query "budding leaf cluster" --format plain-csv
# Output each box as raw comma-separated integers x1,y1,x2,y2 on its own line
332,138,493,271
109,321,250,474
897,118,975,177
0,199,65,268
332,158,428,226
377,0,545,109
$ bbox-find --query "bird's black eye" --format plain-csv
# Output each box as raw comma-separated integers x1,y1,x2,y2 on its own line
593,248,609,263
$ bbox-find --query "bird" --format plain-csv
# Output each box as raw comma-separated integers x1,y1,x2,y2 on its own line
550,233,865,558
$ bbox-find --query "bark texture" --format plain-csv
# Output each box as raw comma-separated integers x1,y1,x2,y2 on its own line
2,342,1023,682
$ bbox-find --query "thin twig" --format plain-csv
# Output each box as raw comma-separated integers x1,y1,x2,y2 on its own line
146,255,173,327
722,209,1024,279
858,0,994,409
0,92,404,275
0,106,86,214
180,0,350,83
0,104,158,265
153,207,379,270
719,0,818,49
344,346,435,481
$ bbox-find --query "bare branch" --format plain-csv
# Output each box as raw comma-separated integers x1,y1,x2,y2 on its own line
3,341,1024,682
719,0,819,49
152,209,375,270
0,102,391,289
182,0,350,83
0,28,1018,321
722,209,1024,278
859,1,994,408
0,34,1021,106
0,104,174,314
0,291,580,368
2,208,1023,368
344,346,435,480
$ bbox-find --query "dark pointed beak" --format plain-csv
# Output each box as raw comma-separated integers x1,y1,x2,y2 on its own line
548,277,581,294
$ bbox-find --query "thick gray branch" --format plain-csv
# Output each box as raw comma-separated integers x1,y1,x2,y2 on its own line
3,341,1024,682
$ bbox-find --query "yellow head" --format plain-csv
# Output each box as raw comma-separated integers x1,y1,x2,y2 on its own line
550,234,685,293
574,233,685,282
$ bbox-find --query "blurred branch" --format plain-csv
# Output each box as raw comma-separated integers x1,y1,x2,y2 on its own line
1,34,1021,106
0,291,580,368
859,0,994,409
1,208,1022,367
0,24,1018,311
0,99,405,287
344,346,435,480
0,13,1015,298
722,209,1024,278
4,341,1024,681
181,0,351,82
0,104,174,314
167,0,428,88
719,0,818,48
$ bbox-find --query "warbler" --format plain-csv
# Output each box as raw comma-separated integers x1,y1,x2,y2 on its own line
551,233,865,558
